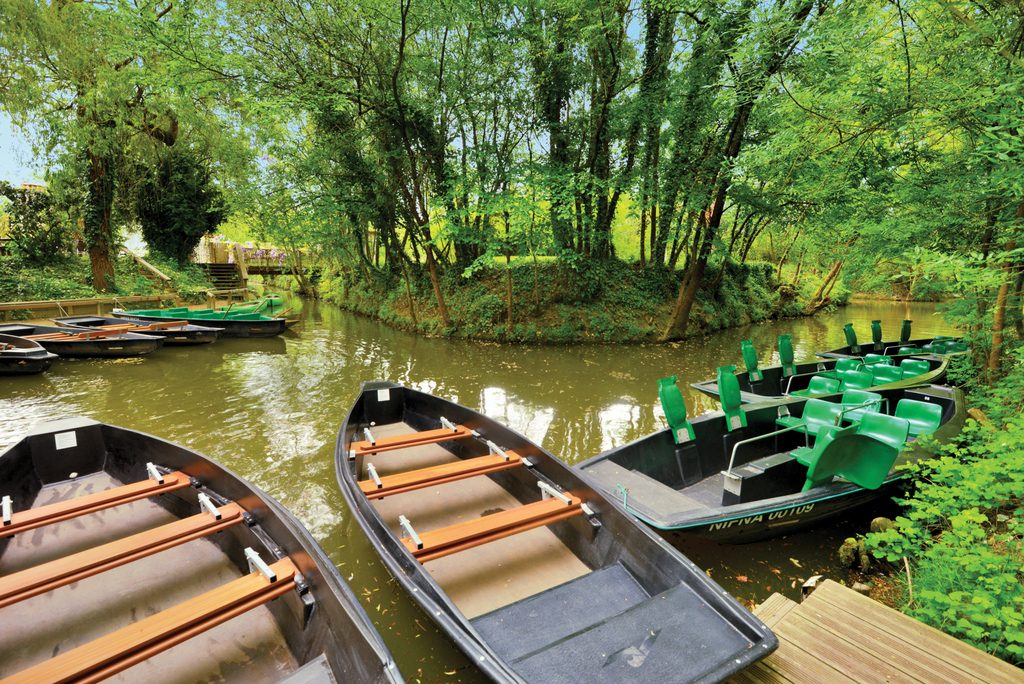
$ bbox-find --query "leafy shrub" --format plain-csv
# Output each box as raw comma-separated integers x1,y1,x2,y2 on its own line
866,396,1024,664
0,183,74,264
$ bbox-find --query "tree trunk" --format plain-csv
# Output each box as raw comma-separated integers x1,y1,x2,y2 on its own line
987,238,1018,376
424,246,451,327
804,260,843,313
85,151,116,291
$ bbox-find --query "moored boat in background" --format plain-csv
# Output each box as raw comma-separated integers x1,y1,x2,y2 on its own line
692,335,948,403
0,333,58,375
0,323,165,358
336,381,778,683
0,417,402,683
53,314,222,346
816,319,966,360
579,373,965,543
114,307,287,338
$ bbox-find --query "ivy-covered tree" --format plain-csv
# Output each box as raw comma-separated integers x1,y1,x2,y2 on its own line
0,182,72,264
135,147,225,264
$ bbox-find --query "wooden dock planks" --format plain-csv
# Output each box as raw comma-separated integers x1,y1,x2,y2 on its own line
730,580,1023,684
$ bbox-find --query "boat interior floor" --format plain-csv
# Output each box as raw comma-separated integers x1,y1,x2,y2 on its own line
0,471,298,683
366,421,589,619
585,459,722,512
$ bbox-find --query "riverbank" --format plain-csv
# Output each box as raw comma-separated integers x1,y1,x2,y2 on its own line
312,258,849,343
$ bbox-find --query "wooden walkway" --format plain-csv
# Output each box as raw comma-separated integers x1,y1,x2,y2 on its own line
731,579,1023,684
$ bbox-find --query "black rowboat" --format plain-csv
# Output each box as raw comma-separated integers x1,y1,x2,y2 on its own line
0,334,58,375
578,378,965,543
113,309,287,338
53,315,222,346
0,417,402,683
816,319,966,360
336,382,777,683
0,323,164,358
692,335,948,404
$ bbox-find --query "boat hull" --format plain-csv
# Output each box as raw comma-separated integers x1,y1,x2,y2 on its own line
692,356,948,404
817,336,964,360
0,418,401,683
114,312,286,338
53,315,222,346
578,384,965,543
0,324,165,358
337,382,777,683
0,355,55,375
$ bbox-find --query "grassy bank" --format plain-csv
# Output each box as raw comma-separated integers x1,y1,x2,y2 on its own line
0,253,214,312
317,257,849,343
862,353,1024,666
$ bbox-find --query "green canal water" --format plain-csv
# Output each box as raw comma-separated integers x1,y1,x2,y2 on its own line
0,297,955,681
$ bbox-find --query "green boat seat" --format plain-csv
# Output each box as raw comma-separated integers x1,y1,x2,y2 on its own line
895,398,943,437
779,334,797,377
900,359,931,378
741,340,762,381
798,415,909,491
855,412,911,450
791,375,841,397
835,358,862,373
717,365,748,432
871,365,903,385
839,370,874,391
840,389,883,422
871,320,884,351
897,346,920,355
862,354,893,365
657,376,695,444
776,398,843,437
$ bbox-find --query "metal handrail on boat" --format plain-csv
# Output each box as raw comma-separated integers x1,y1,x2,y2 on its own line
782,363,829,395
723,425,810,477
835,397,888,423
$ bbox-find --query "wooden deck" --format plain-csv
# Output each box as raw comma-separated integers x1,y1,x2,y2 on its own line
732,579,1023,684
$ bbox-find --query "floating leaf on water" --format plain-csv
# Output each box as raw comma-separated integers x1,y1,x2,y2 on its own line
789,557,803,568
735,575,750,583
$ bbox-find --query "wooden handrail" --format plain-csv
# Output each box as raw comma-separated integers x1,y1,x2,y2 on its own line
2,559,298,684
359,452,524,499
1,471,191,538
0,504,244,609
351,425,475,456
404,495,584,563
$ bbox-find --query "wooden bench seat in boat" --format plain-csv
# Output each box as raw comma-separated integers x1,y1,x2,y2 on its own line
3,558,298,684
404,496,584,563
0,503,244,609
351,425,475,456
1,471,191,538
359,451,524,499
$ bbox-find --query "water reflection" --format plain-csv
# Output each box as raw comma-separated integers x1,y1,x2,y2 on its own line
0,296,955,681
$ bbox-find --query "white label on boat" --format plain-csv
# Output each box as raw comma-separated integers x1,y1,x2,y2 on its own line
377,389,391,402
54,431,77,450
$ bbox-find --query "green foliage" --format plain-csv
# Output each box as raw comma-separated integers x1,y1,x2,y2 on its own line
135,147,226,264
0,183,73,264
866,358,1024,664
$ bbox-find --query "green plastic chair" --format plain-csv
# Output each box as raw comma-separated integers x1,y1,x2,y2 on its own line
871,365,903,384
900,319,913,344
862,354,893,366
791,375,841,397
897,346,920,356
741,340,762,381
900,359,931,378
835,358,863,373
779,335,797,377
895,398,943,437
840,389,883,422
797,413,910,491
776,398,843,436
871,320,883,351
657,376,696,444
839,370,874,391
717,365,748,432
843,323,861,354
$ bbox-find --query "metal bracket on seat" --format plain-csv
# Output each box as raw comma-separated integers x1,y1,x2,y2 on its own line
245,547,278,582
399,515,423,550
538,481,572,505
145,462,164,484
440,416,459,433
1,496,11,526
486,440,511,461
367,463,383,489
363,427,376,446
198,492,221,520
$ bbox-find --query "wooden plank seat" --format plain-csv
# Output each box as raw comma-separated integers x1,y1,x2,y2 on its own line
0,503,245,609
403,495,585,563
359,451,525,499
2,558,298,684
351,424,476,456
1,471,192,538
